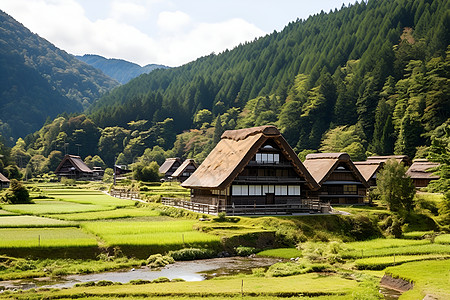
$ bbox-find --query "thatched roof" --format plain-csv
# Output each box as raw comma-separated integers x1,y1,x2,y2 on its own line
406,159,440,180
172,159,198,178
303,152,369,187
354,161,384,182
0,172,10,183
367,155,411,165
159,158,182,174
182,125,319,190
55,155,93,174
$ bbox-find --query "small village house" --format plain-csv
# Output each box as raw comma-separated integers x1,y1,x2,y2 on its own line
0,172,10,189
55,155,93,180
366,155,412,166
354,161,384,187
159,158,182,181
181,126,320,214
172,159,198,183
406,159,440,188
303,153,369,205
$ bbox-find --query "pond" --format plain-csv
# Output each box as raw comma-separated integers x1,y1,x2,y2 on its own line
0,256,281,291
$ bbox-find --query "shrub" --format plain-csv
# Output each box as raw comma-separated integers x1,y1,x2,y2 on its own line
129,279,151,285
146,254,174,268
61,177,76,186
235,246,258,256
2,179,31,204
152,277,170,283
167,248,215,261
96,280,114,286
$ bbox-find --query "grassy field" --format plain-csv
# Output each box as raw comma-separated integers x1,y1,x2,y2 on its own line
1,200,115,215
81,220,221,252
385,259,450,299
0,215,75,227
342,243,450,258
50,207,161,221
353,254,450,270
1,272,378,299
46,189,136,207
0,227,98,248
257,248,302,259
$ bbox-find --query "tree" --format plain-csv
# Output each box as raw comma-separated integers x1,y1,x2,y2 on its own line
133,161,160,182
2,179,30,204
375,159,415,213
213,115,224,144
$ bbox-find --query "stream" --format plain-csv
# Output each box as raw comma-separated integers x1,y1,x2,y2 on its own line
0,256,281,291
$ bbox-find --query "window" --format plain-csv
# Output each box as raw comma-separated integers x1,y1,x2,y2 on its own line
275,185,288,195
288,185,301,195
262,185,274,194
343,185,357,194
232,185,249,196
255,152,280,164
249,185,262,196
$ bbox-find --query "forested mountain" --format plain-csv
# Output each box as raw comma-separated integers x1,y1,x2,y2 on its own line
76,54,168,84
0,10,119,144
14,0,450,172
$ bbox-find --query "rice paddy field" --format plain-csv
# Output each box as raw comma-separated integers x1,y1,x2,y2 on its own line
0,183,449,299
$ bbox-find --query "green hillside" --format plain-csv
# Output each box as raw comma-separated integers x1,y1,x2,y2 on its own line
0,10,119,144
8,0,450,173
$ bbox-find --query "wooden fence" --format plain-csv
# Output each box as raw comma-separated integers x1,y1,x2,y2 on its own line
110,188,140,199
161,197,219,215
161,197,330,216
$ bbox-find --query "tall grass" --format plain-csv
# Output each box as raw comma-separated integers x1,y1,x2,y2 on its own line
342,243,450,258
1,200,115,215
0,216,75,227
257,248,302,259
50,208,161,221
354,254,450,270
0,228,98,248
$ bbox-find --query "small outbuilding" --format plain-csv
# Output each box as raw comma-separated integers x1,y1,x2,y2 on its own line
159,158,182,180
366,155,412,166
0,172,10,189
172,159,198,183
181,125,320,214
55,155,93,180
406,159,440,188
303,153,369,205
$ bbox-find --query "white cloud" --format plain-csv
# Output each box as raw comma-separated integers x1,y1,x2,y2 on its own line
157,10,191,33
110,1,147,22
0,0,266,66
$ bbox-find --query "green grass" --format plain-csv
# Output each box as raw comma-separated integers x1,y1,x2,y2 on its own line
0,215,75,227
436,234,450,244
81,220,221,249
3,273,367,299
46,189,136,207
402,231,435,239
50,207,161,221
1,200,115,215
0,209,16,216
0,227,98,248
342,243,450,258
343,238,430,251
257,248,302,259
385,259,450,299
354,254,450,270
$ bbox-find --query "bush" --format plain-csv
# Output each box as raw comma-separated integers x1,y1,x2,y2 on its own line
146,254,174,268
129,279,151,285
152,277,170,283
167,248,215,261
61,177,76,186
2,179,30,204
235,246,258,256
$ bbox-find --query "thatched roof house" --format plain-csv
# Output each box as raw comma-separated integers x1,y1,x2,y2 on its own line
55,155,93,179
159,158,182,180
0,172,10,189
172,159,198,183
354,161,384,187
406,159,440,188
303,153,369,204
367,155,411,166
182,126,319,213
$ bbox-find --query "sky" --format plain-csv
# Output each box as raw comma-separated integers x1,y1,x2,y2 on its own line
1,0,351,67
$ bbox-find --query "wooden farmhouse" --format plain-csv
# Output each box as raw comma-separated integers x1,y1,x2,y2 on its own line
303,153,369,205
181,126,321,214
159,158,182,180
406,159,440,188
367,155,412,166
0,172,10,189
172,159,198,183
354,161,384,187
55,155,93,180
